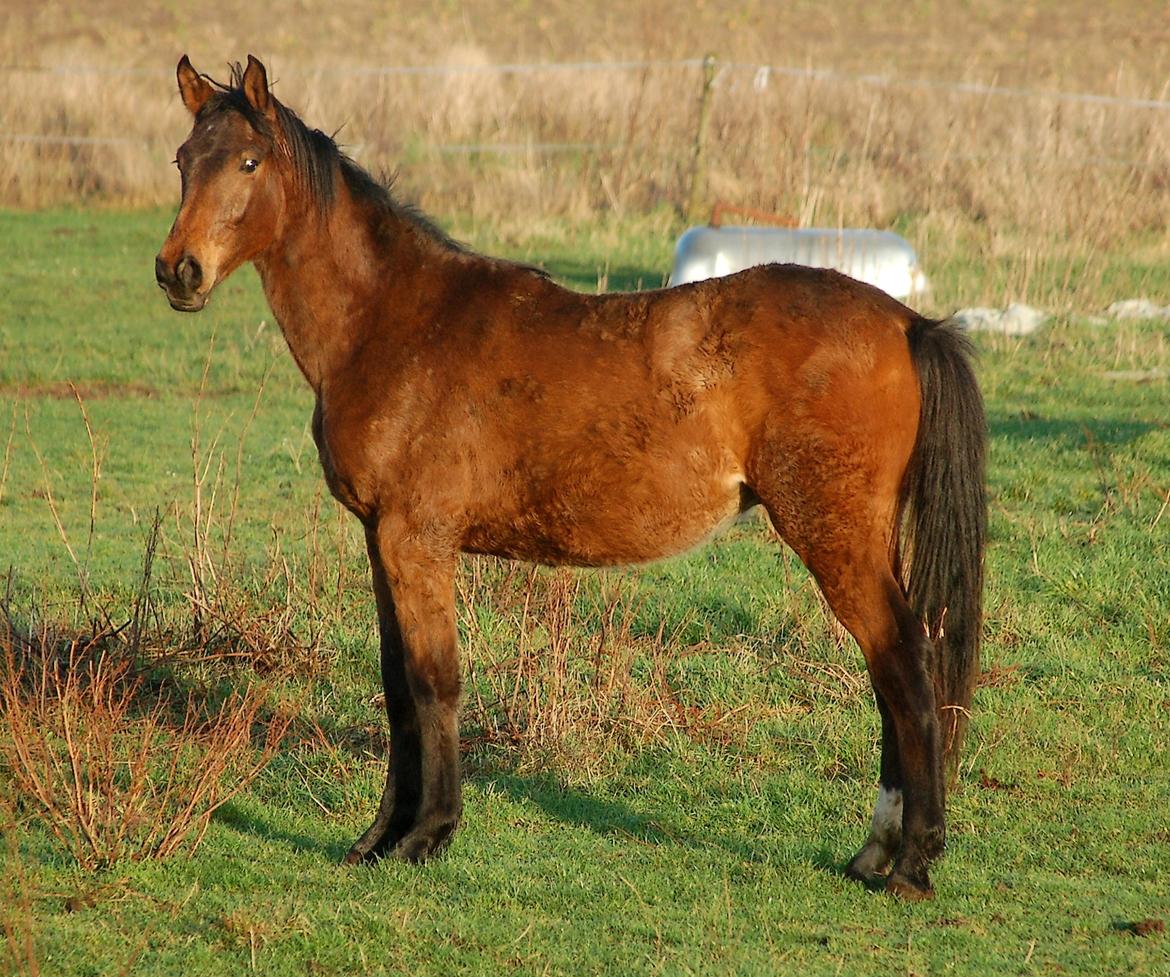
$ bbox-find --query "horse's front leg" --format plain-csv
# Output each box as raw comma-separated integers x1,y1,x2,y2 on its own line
344,525,462,865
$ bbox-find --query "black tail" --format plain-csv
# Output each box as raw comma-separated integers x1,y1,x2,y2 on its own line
902,316,987,776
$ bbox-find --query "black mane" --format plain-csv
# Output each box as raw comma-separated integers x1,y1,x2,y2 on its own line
199,63,464,253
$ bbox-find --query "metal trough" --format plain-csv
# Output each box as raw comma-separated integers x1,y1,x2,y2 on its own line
670,226,929,300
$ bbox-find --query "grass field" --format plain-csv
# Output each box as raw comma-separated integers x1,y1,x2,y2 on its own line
1,205,1168,975
1,4,1169,972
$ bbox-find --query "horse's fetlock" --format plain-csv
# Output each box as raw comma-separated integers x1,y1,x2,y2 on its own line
921,824,946,860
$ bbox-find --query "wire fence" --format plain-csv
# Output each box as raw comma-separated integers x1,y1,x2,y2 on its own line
3,56,1169,156
3,56,1169,109
5,48,1166,265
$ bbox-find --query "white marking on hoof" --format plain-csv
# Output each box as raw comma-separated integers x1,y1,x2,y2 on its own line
870,785,903,850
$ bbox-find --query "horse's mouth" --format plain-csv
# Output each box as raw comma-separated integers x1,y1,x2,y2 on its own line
162,287,209,313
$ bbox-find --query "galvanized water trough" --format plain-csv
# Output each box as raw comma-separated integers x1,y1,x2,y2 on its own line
670,225,929,301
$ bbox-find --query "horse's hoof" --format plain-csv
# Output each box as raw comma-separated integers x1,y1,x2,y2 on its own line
845,842,893,885
390,819,458,864
885,871,935,901
342,847,371,866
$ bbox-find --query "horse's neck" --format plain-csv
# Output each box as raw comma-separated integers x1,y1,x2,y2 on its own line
255,187,429,394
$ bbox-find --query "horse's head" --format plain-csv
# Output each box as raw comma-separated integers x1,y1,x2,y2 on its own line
156,55,287,312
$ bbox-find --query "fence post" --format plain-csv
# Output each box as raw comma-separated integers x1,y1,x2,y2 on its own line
685,54,718,224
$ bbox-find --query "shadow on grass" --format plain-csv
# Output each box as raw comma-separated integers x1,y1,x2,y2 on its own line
205,684,867,878
988,411,1162,448
483,768,869,891
213,800,352,863
481,768,781,867
197,717,870,893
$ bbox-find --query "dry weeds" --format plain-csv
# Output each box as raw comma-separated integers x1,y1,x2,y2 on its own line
0,608,293,869
167,346,334,677
3,3,1170,309
458,559,768,777
0,381,305,870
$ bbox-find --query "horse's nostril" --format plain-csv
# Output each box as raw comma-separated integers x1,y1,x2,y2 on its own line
176,255,203,292
155,254,173,287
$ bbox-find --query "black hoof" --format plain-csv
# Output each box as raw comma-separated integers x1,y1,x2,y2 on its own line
885,870,935,901
390,819,459,864
342,817,415,866
342,847,371,866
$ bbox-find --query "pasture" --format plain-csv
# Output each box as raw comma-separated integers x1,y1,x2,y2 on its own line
1,206,1168,975
2,0,1170,972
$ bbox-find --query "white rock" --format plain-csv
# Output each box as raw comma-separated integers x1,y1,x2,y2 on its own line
953,303,1047,336
1105,299,1170,321
951,307,998,331
1101,368,1169,382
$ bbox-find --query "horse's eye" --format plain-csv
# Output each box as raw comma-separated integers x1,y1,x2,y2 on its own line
241,158,259,174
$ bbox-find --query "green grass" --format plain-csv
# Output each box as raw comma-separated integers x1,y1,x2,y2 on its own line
2,208,1169,975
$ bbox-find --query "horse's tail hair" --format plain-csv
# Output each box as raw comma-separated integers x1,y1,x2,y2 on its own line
901,315,987,778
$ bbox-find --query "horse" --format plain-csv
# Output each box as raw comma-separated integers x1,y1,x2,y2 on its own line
155,54,986,900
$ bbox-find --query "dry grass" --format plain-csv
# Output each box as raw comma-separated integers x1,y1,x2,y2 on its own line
0,608,293,869
175,355,333,678
458,559,769,778
6,57,1168,235
0,380,310,871
3,3,1170,309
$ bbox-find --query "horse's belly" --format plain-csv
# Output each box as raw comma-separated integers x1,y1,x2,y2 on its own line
464,465,747,568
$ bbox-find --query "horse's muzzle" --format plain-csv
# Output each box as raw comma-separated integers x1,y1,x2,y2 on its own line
155,253,208,312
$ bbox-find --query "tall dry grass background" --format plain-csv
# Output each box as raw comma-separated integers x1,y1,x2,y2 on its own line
3,1,1170,310
5,57,1169,231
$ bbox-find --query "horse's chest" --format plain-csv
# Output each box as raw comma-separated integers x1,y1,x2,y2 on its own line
312,402,376,521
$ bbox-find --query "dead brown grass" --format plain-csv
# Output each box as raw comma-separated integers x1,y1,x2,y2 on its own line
458,559,768,779
170,348,334,678
2,383,305,870
3,2,1170,309
6,56,1168,239
0,373,351,875
0,610,293,869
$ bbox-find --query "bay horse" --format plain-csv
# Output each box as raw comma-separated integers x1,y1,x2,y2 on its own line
156,54,986,900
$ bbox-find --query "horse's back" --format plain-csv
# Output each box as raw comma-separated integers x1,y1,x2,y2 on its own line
456,262,922,566
323,258,923,567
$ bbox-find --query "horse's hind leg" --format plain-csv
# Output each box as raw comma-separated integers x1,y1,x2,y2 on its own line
344,526,462,865
811,555,944,899
844,690,903,881
757,481,944,898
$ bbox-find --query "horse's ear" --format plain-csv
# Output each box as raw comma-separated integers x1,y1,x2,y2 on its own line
177,55,212,117
242,54,275,119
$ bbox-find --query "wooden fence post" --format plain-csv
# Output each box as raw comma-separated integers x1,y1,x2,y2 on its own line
685,54,718,224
